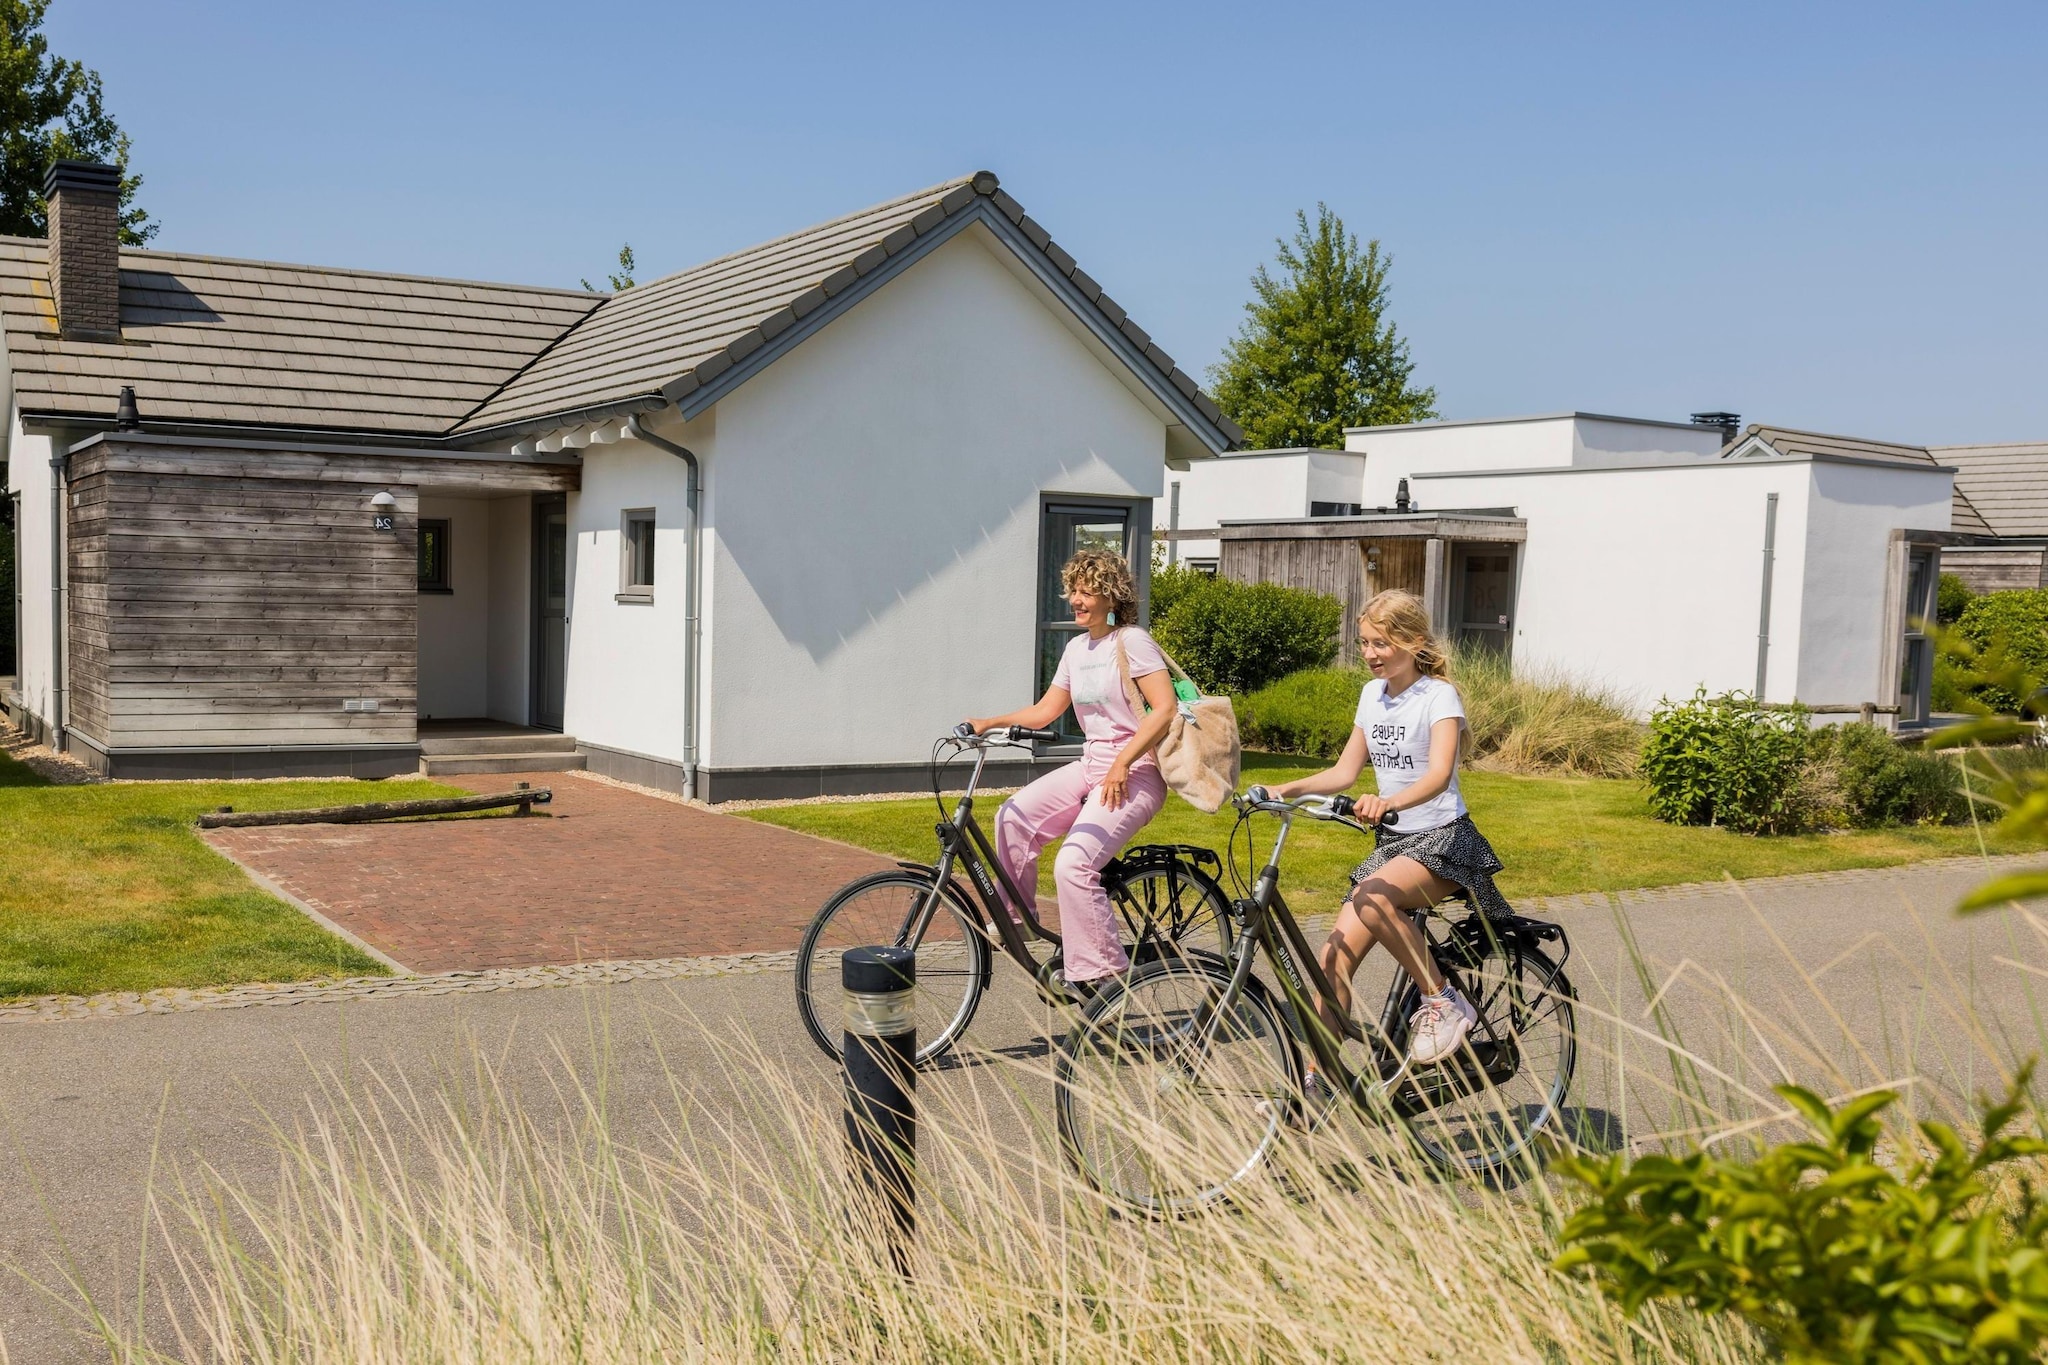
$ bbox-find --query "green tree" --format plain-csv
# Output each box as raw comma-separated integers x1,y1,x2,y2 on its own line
1210,205,1436,449
582,243,634,293
0,0,154,243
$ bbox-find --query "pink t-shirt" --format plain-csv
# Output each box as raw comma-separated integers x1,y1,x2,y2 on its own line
1053,627,1168,763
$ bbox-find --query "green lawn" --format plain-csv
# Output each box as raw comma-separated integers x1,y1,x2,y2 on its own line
742,752,2041,912
0,749,457,1000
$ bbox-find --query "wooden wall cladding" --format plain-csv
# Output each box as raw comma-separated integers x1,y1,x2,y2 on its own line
1221,535,1368,665
71,467,420,747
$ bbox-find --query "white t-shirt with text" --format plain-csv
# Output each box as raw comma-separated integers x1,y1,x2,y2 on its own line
1353,674,1468,832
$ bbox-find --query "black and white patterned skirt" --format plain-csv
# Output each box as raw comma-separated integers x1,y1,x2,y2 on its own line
1349,813,1514,919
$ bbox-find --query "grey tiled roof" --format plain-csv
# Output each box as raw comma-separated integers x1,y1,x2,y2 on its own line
0,171,1240,450
1934,442,2048,538
454,171,1240,443
1739,424,1986,534
1739,424,1942,467
0,241,602,435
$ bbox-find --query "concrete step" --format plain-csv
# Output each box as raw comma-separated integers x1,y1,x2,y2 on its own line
419,751,587,777
419,732,579,757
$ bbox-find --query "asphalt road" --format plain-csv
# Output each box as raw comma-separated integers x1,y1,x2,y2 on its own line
2,856,2041,1361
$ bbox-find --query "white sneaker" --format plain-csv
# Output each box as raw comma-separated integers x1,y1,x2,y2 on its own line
1406,987,1477,1066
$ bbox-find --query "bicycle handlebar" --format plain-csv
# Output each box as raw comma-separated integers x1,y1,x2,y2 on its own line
950,723,1060,748
1237,786,1398,828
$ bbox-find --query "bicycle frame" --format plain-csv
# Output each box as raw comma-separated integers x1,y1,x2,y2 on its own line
1196,800,1538,1112
896,738,1058,976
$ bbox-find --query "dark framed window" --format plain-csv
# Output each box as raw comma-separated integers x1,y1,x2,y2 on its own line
619,509,656,602
1898,545,1938,727
1310,500,1364,518
417,518,451,593
1036,496,1150,742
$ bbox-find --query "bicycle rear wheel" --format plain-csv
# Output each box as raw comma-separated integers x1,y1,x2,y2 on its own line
1390,929,1576,1178
794,869,990,1065
1056,953,1300,1215
1108,858,1234,962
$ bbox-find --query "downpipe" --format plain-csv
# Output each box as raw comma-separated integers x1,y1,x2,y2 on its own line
47,450,65,752
624,411,702,801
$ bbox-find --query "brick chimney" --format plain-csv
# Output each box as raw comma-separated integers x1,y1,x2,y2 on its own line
44,160,122,340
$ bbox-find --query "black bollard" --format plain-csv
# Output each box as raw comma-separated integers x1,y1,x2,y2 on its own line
842,945,916,1275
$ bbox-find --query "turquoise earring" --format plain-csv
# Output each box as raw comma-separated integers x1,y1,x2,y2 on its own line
1107,609,1117,626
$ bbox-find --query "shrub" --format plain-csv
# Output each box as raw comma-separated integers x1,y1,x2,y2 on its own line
1640,690,1809,834
1956,589,2048,714
1153,576,1342,695
1236,666,1367,758
1236,656,1643,777
1805,722,1967,827
1146,561,1208,626
1556,1070,2048,1364
1937,571,1974,626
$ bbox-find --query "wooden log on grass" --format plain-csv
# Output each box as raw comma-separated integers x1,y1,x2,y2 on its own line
198,787,552,829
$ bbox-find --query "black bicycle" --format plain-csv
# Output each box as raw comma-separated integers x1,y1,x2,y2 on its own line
792,725,1235,1065
1055,788,1577,1214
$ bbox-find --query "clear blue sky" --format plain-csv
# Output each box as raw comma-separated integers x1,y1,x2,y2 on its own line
52,0,2048,444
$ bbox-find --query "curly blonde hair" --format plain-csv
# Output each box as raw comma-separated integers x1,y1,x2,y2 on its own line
1061,549,1141,626
1359,589,1451,678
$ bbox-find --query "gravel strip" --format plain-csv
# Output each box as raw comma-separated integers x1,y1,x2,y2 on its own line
0,950,800,1024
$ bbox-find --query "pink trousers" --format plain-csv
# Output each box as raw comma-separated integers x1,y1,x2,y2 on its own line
993,756,1167,982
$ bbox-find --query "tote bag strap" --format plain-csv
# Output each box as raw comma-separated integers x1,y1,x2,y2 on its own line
1113,628,1148,714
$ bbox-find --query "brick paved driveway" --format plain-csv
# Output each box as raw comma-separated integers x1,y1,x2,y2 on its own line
204,774,890,972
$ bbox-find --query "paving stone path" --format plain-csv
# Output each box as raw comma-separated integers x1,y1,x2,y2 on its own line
203,771,891,972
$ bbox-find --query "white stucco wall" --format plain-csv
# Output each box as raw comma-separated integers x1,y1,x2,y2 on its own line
1347,414,1726,509
4,409,58,731
1158,449,1337,563
1793,461,1954,706
1419,460,1820,712
560,439,696,759
694,224,1169,773
1348,416,1578,508
416,495,493,720
1572,417,1724,467
486,494,532,725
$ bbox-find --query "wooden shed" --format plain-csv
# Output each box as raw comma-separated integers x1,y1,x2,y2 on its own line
61,433,578,778
1218,510,1527,664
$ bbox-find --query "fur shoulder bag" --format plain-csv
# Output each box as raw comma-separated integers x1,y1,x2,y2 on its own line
1116,629,1241,814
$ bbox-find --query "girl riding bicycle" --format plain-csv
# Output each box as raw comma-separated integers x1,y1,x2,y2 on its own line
966,549,1178,994
1263,588,1512,1068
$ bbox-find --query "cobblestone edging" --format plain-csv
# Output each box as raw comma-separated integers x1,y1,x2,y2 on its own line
0,853,2034,1025
0,950,802,1024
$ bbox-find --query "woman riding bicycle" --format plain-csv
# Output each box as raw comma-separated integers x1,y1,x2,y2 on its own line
1263,588,1512,1069
966,549,1178,994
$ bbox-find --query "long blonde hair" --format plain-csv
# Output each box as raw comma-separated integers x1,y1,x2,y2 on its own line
1359,590,1451,679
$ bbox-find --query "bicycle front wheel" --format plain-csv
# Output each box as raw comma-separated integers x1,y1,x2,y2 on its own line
1056,953,1300,1216
793,869,991,1065
1392,936,1576,1179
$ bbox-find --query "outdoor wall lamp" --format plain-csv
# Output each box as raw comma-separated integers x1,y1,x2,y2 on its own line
370,490,396,532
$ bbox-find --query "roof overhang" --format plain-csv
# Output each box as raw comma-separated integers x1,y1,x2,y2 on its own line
63,430,581,493
1415,452,1959,479
1217,511,1526,543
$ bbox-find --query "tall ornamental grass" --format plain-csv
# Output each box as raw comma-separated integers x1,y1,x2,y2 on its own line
1238,651,1641,778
